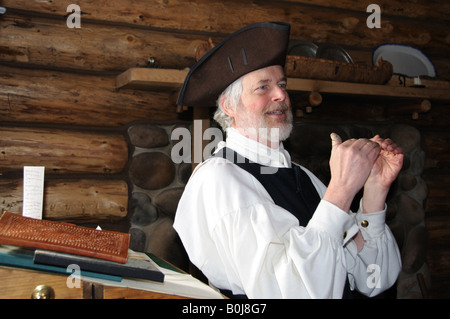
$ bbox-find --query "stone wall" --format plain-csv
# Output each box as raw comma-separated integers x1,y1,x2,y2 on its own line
126,122,191,271
125,121,429,298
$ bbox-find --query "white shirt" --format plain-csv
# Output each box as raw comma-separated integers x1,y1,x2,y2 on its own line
173,128,401,298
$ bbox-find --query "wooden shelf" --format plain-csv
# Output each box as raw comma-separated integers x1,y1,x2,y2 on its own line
116,68,450,101
287,77,450,100
116,68,188,91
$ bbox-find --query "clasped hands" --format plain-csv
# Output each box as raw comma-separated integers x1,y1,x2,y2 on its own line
323,133,404,214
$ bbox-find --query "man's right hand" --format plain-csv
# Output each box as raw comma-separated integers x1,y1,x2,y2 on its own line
322,133,380,212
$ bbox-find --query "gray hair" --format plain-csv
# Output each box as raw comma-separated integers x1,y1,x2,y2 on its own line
213,77,243,130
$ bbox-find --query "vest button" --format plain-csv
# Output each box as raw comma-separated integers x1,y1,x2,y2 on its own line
361,220,369,228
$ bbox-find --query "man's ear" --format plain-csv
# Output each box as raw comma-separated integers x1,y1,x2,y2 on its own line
220,95,235,118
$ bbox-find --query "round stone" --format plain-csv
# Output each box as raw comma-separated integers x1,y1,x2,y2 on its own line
129,152,175,190
128,124,169,148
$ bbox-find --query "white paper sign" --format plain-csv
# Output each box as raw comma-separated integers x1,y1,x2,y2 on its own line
23,166,45,219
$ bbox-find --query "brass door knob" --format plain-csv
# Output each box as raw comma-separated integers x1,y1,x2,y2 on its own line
31,285,55,299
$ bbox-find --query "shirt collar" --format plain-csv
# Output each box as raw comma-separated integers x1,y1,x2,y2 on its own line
217,127,292,168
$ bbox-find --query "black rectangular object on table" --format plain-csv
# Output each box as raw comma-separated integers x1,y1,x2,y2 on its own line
33,249,164,283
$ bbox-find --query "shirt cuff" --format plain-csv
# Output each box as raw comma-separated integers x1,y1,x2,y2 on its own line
307,200,359,245
354,201,387,240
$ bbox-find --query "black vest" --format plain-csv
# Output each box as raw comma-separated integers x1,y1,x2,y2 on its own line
213,147,352,299
214,147,320,226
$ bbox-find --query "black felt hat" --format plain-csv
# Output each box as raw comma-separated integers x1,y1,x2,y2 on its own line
177,22,291,107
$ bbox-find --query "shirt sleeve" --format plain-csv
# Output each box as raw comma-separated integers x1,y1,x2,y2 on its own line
301,166,402,296
174,158,401,298
210,199,357,298
344,203,402,297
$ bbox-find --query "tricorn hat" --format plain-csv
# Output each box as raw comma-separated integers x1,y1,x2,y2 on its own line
177,22,291,107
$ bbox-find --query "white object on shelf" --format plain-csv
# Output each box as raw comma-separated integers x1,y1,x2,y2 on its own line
373,43,436,77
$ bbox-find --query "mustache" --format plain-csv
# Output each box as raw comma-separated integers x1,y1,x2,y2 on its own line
265,102,289,112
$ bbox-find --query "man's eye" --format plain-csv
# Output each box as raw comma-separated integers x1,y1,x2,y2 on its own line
257,85,267,90
278,83,287,89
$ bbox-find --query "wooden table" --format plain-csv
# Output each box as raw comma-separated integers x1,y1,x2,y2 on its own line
0,265,188,299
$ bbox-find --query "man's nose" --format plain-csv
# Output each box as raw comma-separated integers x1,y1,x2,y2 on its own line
272,86,288,102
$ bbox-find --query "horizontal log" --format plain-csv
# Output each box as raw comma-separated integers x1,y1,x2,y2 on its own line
0,12,204,72
1,3,448,75
4,0,449,26
0,178,128,222
0,66,178,126
284,0,450,22
0,126,128,174
3,0,448,41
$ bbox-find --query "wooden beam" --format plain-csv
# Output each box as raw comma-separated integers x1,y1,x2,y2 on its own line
0,12,201,72
116,68,450,101
0,178,128,223
3,1,449,50
0,126,128,174
287,78,450,101
0,66,178,126
116,68,188,91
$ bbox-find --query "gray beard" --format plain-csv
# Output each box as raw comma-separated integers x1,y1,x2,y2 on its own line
257,109,293,145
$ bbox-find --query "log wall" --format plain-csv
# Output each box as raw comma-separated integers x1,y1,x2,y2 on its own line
0,0,449,298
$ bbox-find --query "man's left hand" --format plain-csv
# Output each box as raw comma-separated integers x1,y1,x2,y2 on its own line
367,135,404,189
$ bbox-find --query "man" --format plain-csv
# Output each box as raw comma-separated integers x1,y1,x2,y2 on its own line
173,22,403,298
